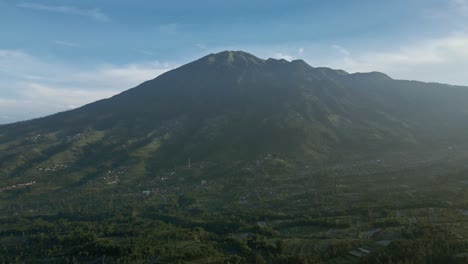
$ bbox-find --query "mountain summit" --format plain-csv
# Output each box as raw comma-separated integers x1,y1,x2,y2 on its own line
1,51,468,181
202,50,265,66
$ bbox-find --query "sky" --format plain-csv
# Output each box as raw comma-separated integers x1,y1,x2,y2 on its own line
1,0,468,124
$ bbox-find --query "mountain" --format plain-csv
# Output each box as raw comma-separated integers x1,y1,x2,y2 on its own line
2,51,468,263
0,51,468,173
2,51,468,183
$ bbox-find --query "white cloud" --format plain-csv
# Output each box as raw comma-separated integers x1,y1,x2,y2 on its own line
77,63,172,89
0,49,173,89
22,83,118,107
0,49,174,124
332,45,351,57
196,43,207,49
0,84,121,123
298,47,304,55
452,0,468,16
274,52,293,61
0,98,22,107
17,3,109,22
424,0,468,24
0,98,42,123
325,34,468,85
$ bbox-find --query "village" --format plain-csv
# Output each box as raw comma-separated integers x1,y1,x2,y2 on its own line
1,138,467,263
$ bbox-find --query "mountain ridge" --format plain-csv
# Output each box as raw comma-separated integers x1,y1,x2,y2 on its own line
0,50,439,129
1,51,468,182
0,51,392,128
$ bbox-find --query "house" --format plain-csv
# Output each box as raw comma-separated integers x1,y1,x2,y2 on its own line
360,228,383,239
348,247,372,258
375,240,392,247
348,250,365,258
357,247,371,254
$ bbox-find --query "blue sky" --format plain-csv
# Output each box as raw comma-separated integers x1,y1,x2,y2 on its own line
1,0,468,124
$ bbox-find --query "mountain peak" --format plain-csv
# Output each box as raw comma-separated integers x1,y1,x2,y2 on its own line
291,59,308,65
204,50,264,66
348,71,392,81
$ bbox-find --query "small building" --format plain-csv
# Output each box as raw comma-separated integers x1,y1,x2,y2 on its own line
360,228,383,239
349,250,365,258
357,247,371,254
375,240,392,247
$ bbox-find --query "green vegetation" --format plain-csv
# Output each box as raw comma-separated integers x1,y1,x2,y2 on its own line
1,51,468,262
1,149,467,263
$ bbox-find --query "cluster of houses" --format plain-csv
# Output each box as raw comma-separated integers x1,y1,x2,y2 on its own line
37,164,68,172
347,229,393,258
102,170,125,185
151,176,169,183
1,181,36,192
242,153,275,171
65,132,92,143
140,188,169,196
26,134,42,141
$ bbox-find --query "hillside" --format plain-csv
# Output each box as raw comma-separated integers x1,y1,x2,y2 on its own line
1,51,468,263
2,51,468,180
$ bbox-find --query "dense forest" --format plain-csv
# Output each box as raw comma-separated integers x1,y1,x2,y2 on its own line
1,153,467,263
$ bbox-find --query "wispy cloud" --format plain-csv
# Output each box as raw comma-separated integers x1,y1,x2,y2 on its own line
53,40,80,47
274,52,293,61
332,45,351,57
325,34,468,85
17,2,109,22
22,82,118,109
78,63,172,88
0,85,119,123
424,0,468,23
196,43,207,49
451,0,468,17
0,49,174,124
